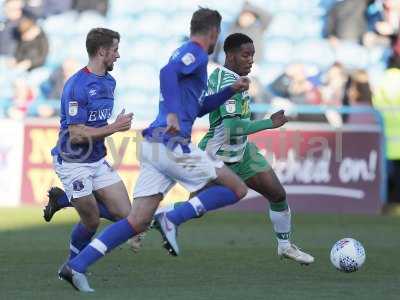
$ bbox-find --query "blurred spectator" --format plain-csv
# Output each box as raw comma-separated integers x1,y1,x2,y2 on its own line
373,54,400,202
37,58,79,117
270,64,317,105
325,0,370,46
9,7,49,71
0,0,23,56
270,64,325,122
40,58,79,100
345,70,375,124
319,62,348,107
365,0,400,46
25,0,72,19
212,1,272,67
248,76,271,120
5,77,34,119
72,0,109,16
318,62,348,127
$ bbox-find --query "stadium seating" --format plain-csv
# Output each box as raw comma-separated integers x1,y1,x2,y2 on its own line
0,0,389,121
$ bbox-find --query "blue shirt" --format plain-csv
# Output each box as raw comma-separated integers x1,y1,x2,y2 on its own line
143,41,236,151
143,41,209,147
51,67,116,163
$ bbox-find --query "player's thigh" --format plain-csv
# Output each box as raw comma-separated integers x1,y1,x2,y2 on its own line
127,194,163,232
71,194,100,230
53,157,94,201
133,159,175,199
94,180,131,220
164,144,229,194
245,169,286,203
214,165,248,199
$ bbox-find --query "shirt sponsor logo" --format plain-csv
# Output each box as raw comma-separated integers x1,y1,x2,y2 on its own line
181,52,195,66
88,108,112,122
225,99,236,114
68,101,78,116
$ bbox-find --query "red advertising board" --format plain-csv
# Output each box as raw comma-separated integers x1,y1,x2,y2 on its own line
21,122,383,214
234,124,383,214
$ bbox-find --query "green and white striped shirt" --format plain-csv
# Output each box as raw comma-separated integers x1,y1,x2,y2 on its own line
199,66,251,163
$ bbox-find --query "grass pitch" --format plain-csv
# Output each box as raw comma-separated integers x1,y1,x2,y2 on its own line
0,207,399,300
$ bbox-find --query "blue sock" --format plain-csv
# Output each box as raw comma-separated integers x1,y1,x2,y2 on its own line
166,185,239,226
57,190,115,221
69,218,136,273
69,223,96,260
56,191,71,208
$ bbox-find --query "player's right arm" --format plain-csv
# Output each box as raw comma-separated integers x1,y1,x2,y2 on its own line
63,82,132,144
160,46,208,134
69,109,133,144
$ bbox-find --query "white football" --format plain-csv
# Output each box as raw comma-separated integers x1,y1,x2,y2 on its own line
330,238,366,272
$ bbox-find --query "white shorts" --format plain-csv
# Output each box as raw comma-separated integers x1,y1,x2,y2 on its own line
53,156,122,201
133,140,224,198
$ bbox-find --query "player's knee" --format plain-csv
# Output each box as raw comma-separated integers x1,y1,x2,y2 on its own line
111,207,131,220
270,189,286,203
126,213,152,233
234,182,248,199
82,217,100,231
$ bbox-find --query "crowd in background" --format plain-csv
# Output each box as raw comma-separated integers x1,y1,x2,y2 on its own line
0,0,399,202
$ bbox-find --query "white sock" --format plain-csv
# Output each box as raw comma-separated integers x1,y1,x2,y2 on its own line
269,208,291,249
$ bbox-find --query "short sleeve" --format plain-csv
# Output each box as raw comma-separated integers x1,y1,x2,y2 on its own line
63,81,88,125
219,93,243,118
172,45,208,75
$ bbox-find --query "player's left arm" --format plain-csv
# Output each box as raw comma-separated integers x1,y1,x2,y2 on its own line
199,77,250,117
223,110,288,137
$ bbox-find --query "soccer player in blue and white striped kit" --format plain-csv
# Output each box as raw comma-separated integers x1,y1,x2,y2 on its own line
59,8,250,292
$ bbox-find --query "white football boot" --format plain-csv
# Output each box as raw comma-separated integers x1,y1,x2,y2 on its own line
154,212,180,256
278,244,315,265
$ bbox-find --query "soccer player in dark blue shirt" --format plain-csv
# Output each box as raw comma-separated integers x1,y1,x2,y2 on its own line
52,28,133,289
59,9,249,292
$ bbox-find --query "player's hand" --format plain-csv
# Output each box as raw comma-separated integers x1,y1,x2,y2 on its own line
112,109,133,132
231,77,250,93
270,110,288,128
165,113,180,135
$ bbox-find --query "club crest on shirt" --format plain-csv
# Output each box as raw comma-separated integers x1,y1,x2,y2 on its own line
182,52,195,66
69,101,78,116
72,180,84,191
225,99,236,114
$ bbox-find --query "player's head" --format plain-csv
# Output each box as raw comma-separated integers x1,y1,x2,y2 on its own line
190,7,222,54
224,33,254,76
86,28,120,71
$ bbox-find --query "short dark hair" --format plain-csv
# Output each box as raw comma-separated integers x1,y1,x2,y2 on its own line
86,28,120,57
223,33,253,53
190,7,222,35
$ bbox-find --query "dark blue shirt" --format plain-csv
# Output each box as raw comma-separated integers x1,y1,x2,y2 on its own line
51,67,115,163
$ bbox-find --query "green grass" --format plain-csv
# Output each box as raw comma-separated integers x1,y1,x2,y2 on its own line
0,207,399,300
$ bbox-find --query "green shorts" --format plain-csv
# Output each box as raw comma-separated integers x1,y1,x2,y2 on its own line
225,143,270,181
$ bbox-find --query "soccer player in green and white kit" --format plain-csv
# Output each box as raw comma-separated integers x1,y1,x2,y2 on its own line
152,33,314,264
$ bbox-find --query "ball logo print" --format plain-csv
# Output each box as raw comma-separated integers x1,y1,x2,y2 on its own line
330,238,366,273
